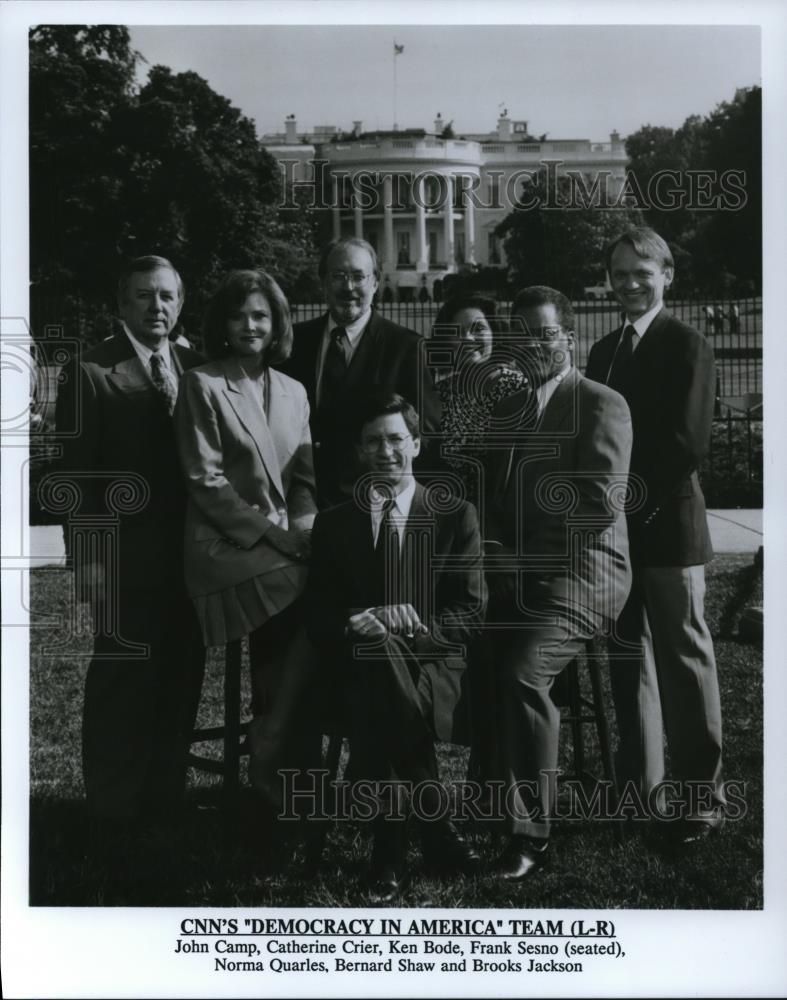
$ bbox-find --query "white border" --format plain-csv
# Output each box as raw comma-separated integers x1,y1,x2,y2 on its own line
2,2,786,998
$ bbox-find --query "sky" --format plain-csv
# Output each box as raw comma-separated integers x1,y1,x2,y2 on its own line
127,23,761,142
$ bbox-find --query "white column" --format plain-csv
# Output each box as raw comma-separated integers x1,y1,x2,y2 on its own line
331,175,341,239
383,174,395,273
415,174,428,271
353,174,364,239
464,194,476,265
443,174,455,267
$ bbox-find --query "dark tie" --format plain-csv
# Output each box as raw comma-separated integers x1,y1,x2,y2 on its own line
373,497,401,606
607,325,637,394
321,327,348,409
150,351,178,416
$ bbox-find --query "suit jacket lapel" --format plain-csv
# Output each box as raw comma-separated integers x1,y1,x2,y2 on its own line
348,495,376,597
400,482,428,610
265,368,296,480
170,343,186,377
105,332,152,395
612,306,669,385
538,367,579,434
500,385,538,495
222,357,286,503
344,312,382,392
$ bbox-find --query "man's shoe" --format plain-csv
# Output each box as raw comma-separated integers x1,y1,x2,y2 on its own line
422,820,481,877
670,816,725,849
489,835,548,883
364,864,409,904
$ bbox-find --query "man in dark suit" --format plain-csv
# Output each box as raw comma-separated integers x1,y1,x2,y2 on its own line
484,286,632,881
286,237,441,507
54,255,206,828
305,392,486,902
585,227,725,844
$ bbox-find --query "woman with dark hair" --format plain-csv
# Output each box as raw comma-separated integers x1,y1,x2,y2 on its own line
431,293,525,507
175,269,318,808
431,294,526,801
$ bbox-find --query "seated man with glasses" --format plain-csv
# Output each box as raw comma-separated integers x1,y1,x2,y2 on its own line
286,237,441,508
305,391,487,902
483,285,632,882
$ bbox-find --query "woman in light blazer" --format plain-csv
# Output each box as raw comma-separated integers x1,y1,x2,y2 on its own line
175,269,318,807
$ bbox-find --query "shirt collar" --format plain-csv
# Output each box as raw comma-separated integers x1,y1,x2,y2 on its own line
371,477,416,519
625,301,663,339
123,323,173,368
536,363,572,411
326,308,372,347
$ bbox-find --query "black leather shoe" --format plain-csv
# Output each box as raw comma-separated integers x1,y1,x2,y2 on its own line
671,816,725,848
490,835,549,882
422,820,481,877
364,864,409,904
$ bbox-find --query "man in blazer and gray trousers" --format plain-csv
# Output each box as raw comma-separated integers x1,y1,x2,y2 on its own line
55,256,206,830
285,237,441,508
585,227,725,845
484,286,632,881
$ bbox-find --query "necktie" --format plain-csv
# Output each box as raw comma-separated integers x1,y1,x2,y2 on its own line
373,497,401,605
321,327,348,408
150,351,178,416
607,325,637,394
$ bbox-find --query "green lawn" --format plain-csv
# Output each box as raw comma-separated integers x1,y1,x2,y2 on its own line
29,554,762,908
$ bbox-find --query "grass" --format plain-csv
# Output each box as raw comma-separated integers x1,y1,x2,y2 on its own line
29,554,763,909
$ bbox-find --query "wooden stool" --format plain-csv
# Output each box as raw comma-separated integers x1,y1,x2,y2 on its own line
552,640,623,844
188,639,248,800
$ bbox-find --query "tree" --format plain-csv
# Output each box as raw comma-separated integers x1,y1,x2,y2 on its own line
625,86,761,292
115,65,288,331
495,169,642,294
694,87,761,291
29,29,321,342
29,26,138,313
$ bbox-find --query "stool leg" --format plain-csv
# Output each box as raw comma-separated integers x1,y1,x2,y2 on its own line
223,639,243,803
304,732,344,872
567,659,585,781
587,653,623,845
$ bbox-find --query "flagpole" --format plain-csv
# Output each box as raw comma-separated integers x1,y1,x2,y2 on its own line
393,42,398,130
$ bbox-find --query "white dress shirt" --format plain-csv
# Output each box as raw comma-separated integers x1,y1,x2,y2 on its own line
369,477,416,546
123,323,175,374
624,300,664,350
315,309,372,406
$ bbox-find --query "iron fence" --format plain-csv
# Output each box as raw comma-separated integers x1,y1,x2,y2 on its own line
290,297,762,398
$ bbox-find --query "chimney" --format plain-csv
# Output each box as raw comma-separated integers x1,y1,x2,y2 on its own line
352,120,363,136
284,115,298,144
497,110,512,141
434,112,444,134
610,129,622,149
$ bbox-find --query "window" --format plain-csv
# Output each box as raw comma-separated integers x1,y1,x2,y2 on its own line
428,231,438,265
397,231,411,265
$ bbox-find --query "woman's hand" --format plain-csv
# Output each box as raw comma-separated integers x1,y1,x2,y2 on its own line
266,524,312,562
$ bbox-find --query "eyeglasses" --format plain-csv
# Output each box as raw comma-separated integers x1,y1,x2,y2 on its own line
360,433,412,454
328,271,373,287
525,326,567,340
